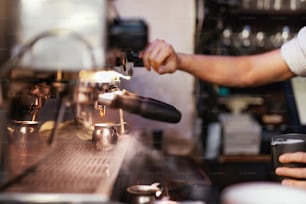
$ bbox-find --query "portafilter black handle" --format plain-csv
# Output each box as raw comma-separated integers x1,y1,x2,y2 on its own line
100,91,181,123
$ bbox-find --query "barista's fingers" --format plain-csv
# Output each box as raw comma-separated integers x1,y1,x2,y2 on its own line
141,48,153,71
147,40,170,72
141,43,157,71
276,167,306,179
142,39,169,70
138,50,144,58
279,152,306,163
154,44,176,74
141,39,163,71
148,47,163,72
282,179,306,190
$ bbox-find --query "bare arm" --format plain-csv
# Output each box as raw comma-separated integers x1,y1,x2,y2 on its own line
141,39,295,87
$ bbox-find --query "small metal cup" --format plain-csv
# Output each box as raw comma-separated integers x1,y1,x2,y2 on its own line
92,123,119,151
7,120,40,148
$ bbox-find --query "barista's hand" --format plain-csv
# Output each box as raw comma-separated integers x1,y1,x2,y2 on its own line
275,152,306,189
140,39,180,74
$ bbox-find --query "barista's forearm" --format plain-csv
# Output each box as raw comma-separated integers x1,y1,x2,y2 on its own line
176,50,295,87
177,53,254,87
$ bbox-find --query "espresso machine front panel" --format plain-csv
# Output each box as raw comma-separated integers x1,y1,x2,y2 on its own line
0,1,186,203
0,0,148,201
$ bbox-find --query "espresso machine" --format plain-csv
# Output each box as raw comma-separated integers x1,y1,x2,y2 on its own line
0,0,182,202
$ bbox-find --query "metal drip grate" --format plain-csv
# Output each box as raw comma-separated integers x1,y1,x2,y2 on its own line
3,139,128,195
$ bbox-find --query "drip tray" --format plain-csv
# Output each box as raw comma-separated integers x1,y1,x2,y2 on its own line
2,135,131,198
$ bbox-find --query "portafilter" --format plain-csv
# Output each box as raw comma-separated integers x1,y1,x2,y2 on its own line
98,90,181,123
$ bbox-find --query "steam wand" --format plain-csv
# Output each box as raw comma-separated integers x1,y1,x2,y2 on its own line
47,93,69,145
47,70,71,146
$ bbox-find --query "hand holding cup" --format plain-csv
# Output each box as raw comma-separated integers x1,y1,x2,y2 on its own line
271,134,306,189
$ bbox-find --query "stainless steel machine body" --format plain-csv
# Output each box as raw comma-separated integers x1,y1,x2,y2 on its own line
0,1,185,203
0,0,149,202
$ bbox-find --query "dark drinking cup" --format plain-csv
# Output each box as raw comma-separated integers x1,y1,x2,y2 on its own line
271,133,306,180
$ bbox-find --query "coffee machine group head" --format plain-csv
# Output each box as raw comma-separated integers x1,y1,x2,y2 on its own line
0,0,148,126
0,0,181,149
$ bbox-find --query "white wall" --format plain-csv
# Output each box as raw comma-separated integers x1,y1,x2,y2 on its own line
114,0,198,155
